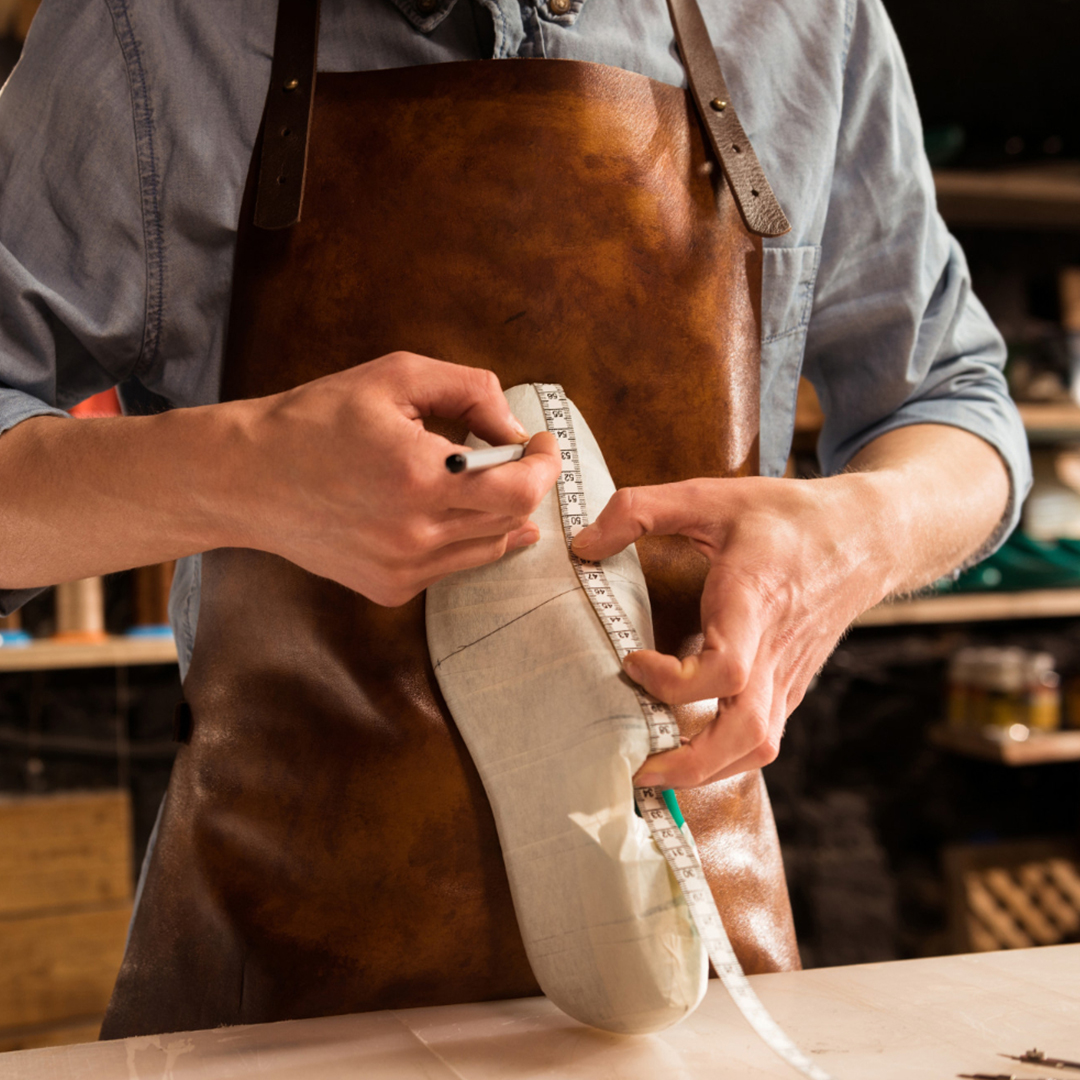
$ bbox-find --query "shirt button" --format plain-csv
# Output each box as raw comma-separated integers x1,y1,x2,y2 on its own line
417,0,439,11
549,0,571,13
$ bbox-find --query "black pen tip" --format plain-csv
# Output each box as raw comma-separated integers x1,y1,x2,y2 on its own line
446,454,466,474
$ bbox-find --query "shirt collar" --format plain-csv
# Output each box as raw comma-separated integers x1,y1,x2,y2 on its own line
389,0,588,35
388,0,459,34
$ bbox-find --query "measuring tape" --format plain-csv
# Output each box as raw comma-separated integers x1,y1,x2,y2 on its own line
535,383,833,1080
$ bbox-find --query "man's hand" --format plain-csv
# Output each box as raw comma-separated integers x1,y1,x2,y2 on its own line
0,352,561,605
236,353,561,605
572,424,1010,789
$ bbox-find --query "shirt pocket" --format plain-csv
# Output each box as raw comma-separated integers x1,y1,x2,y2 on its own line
760,244,821,476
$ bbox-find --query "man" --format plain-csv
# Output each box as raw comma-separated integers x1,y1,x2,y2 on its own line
0,0,1026,1035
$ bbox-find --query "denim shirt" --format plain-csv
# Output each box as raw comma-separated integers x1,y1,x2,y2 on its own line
0,0,1031,673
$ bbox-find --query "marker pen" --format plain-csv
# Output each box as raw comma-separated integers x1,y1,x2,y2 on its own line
445,444,526,474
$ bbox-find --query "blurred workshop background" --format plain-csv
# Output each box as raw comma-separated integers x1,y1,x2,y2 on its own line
1,0,1079,1054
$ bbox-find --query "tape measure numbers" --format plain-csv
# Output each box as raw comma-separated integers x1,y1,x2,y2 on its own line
535,383,833,1080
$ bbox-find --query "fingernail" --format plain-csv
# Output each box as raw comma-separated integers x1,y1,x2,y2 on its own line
634,773,666,788
510,528,540,550
574,524,599,548
623,654,641,680
511,418,530,441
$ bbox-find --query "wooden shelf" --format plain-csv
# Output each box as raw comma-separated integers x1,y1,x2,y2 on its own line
934,164,1080,230
855,587,1080,627
795,397,1080,441
1017,401,1080,441
929,723,1080,765
0,637,177,673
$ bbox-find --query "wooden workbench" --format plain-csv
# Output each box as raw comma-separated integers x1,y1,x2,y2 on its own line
1,945,1077,1078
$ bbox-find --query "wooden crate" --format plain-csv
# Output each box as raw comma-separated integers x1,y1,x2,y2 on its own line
0,791,133,1051
944,838,1080,953
0,789,132,917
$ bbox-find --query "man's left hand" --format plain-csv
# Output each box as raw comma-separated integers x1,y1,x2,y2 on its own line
570,425,1010,789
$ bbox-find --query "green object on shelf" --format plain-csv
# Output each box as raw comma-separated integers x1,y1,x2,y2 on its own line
943,530,1080,593
923,124,965,166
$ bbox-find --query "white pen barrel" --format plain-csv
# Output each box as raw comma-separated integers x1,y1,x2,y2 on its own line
455,444,525,472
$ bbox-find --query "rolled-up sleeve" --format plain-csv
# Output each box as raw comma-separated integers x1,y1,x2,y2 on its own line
0,0,147,612
802,0,1031,554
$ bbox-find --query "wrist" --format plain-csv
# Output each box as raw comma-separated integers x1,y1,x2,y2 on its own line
842,425,1011,597
169,398,264,552
819,468,908,602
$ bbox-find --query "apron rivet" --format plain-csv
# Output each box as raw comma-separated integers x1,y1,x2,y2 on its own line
283,78,300,91
549,0,571,13
417,0,440,11
709,98,727,112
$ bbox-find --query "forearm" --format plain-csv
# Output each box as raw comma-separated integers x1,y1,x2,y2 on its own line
0,354,560,601
843,423,1011,598
0,406,248,588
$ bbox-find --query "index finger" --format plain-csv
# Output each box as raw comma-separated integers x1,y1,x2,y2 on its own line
394,356,530,448
448,431,561,517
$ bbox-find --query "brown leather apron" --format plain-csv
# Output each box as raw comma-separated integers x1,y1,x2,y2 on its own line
101,0,798,1040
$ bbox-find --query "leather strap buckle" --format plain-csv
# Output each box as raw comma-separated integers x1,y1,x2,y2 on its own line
253,0,322,230
667,0,791,238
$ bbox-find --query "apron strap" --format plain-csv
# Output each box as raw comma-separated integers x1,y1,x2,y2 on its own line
666,0,790,237
253,0,789,238
253,0,323,230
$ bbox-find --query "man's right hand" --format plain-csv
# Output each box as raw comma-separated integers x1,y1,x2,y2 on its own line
0,352,561,605
235,352,561,606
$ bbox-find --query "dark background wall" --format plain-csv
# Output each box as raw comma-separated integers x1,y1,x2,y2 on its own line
884,0,1079,166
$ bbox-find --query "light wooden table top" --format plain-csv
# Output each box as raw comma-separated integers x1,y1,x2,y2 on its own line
2,945,1077,1079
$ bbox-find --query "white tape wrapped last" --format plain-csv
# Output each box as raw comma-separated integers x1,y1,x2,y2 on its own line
426,383,708,1035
